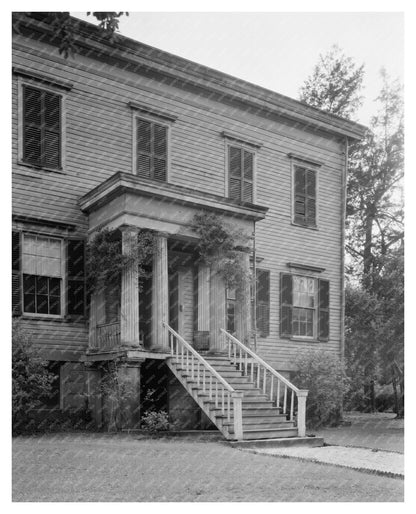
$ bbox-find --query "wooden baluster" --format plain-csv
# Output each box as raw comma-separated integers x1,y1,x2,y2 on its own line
283,385,287,414
233,344,236,366
209,375,212,399
239,347,242,371
244,352,247,376
277,380,281,409
197,361,200,386
228,336,231,360
222,388,225,415
186,349,189,372
202,368,206,392
263,367,267,394
227,393,231,421
191,354,194,379
215,381,218,408
290,389,295,421
169,333,173,355
251,360,254,382
257,364,260,388
181,344,184,367
270,375,274,401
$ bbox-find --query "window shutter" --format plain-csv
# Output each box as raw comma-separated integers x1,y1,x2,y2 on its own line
23,86,61,169
229,146,242,201
280,273,293,338
318,279,329,341
306,169,317,226
294,166,306,225
153,123,167,181
256,269,270,337
12,231,21,316
67,239,85,317
242,150,254,203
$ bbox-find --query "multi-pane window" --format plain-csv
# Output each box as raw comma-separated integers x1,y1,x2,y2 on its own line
228,146,254,203
294,165,317,227
136,118,168,181
292,276,317,337
22,85,61,169
281,273,329,341
22,235,62,315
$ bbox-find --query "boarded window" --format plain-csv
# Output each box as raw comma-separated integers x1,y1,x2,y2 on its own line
136,118,168,181
23,85,61,169
228,146,254,203
256,269,270,337
294,166,317,227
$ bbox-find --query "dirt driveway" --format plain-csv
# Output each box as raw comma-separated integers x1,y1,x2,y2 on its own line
12,432,403,502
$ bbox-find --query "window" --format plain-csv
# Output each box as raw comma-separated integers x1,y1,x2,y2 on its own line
22,234,63,315
255,269,270,338
12,231,86,318
280,273,329,340
226,287,236,333
228,145,254,203
22,85,62,169
293,165,317,227
136,118,168,181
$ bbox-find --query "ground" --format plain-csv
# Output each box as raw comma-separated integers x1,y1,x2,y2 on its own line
13,427,403,502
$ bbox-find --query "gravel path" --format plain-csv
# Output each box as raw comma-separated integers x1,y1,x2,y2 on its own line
247,445,404,478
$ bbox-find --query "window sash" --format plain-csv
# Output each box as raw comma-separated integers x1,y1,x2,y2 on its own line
23,274,61,315
22,234,62,278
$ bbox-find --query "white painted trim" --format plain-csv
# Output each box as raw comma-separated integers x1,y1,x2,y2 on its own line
17,76,67,172
131,111,173,182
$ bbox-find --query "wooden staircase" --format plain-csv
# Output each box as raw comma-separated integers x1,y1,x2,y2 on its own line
164,323,320,445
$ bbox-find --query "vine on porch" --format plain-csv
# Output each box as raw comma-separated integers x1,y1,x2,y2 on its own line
86,228,156,294
191,212,252,289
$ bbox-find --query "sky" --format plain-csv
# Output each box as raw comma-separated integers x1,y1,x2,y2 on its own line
72,11,404,126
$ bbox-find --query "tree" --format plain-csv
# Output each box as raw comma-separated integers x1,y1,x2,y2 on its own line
299,45,365,120
13,12,129,58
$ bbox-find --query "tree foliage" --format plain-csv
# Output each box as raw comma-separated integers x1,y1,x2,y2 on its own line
299,45,365,120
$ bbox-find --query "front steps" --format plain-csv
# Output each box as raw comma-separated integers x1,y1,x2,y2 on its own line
167,353,309,443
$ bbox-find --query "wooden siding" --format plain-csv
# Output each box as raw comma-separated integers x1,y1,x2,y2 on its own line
12,34,345,369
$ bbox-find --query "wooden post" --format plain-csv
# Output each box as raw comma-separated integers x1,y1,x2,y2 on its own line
232,391,244,441
297,389,308,437
151,233,169,351
120,228,141,347
235,252,251,345
88,291,98,349
209,269,226,353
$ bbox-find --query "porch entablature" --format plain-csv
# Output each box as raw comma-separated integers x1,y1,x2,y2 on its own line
79,172,268,237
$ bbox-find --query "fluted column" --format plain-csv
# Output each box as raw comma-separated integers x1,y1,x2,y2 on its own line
209,268,226,353
197,264,210,331
120,228,140,347
235,252,251,345
151,233,169,351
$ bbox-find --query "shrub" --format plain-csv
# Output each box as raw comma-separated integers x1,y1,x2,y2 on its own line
140,388,169,434
292,349,350,428
12,321,56,435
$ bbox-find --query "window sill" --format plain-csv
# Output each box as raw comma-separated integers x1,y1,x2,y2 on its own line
17,160,66,175
291,221,319,231
290,337,320,343
21,314,85,323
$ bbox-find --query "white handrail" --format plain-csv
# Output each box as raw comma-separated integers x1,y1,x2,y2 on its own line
163,322,244,440
221,329,299,393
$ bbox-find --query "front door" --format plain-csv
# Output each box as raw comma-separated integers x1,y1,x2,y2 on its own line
169,268,194,343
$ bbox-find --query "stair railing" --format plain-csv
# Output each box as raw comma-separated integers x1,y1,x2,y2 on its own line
221,329,308,437
163,322,244,440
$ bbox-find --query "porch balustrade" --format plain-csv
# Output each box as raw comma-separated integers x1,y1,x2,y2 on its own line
94,322,121,351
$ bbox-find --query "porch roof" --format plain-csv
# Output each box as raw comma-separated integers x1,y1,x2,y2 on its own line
79,172,268,222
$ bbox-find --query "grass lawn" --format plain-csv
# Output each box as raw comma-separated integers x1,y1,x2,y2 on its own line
12,433,403,502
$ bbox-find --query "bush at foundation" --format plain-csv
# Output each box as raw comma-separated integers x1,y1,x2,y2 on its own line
292,349,350,429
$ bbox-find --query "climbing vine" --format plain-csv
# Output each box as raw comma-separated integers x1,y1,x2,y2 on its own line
86,228,156,294
191,212,251,289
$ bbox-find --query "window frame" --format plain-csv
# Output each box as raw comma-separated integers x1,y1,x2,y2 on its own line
131,111,172,182
21,232,66,319
290,159,320,229
17,76,67,173
291,274,318,340
224,140,257,204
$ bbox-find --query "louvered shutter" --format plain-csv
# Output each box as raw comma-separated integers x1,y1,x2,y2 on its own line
256,269,270,337
153,123,167,181
136,119,168,181
136,119,152,178
294,166,306,225
280,273,293,338
306,169,317,226
12,231,21,316
318,279,329,341
67,240,85,317
242,150,254,203
229,146,242,201
23,86,61,169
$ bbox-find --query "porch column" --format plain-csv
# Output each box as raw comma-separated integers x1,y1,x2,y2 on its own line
120,228,141,347
235,252,251,346
209,268,226,353
151,233,169,351
197,264,210,331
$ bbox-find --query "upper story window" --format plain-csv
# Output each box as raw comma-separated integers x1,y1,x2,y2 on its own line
22,85,62,170
293,165,317,228
135,118,168,181
228,145,254,203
